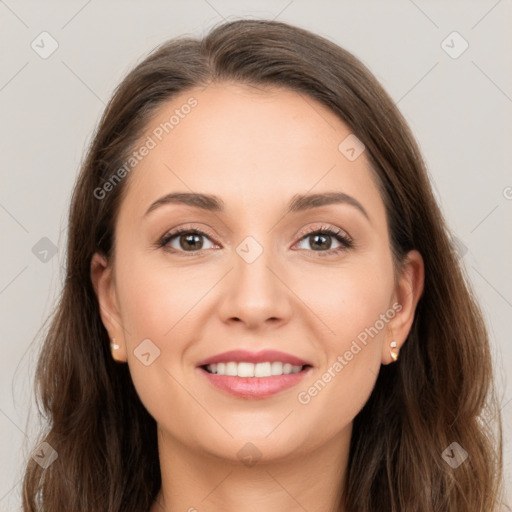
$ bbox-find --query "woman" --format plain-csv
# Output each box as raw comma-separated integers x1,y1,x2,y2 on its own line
22,18,504,512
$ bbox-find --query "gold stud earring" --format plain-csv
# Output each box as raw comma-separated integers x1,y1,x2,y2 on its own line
110,338,120,360
390,341,399,362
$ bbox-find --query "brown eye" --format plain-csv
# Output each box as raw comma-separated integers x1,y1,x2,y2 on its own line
177,232,205,251
160,228,217,253
295,226,352,255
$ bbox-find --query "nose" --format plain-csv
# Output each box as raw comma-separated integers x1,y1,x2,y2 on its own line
216,236,293,330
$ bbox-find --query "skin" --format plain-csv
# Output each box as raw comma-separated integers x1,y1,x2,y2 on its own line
91,82,424,512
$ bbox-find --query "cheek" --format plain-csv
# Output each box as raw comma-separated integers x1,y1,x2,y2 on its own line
115,250,209,342
292,256,394,345
113,253,217,421
291,259,394,431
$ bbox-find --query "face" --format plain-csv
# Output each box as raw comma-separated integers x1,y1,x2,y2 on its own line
92,82,423,463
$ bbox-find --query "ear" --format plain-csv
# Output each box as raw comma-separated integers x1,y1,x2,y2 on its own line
90,252,127,363
382,249,424,364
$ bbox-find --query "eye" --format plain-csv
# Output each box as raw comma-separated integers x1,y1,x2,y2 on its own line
294,225,353,256
156,224,353,256
158,226,218,254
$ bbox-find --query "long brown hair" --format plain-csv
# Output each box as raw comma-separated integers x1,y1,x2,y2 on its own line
22,18,503,511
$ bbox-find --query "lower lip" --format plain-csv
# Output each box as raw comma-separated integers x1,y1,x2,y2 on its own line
198,366,312,399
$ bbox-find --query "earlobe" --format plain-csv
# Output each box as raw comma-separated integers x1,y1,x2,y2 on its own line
382,250,425,365
90,252,127,363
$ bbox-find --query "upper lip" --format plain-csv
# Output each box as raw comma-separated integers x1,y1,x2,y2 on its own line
196,349,312,367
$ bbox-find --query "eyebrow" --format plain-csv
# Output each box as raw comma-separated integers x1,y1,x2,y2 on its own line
144,191,370,222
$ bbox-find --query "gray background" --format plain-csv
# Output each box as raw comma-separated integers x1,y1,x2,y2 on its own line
1,0,511,509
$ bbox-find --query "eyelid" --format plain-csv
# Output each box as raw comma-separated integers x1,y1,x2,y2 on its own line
296,224,353,245
157,223,220,249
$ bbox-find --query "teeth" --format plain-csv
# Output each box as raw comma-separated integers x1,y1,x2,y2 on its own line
205,361,304,377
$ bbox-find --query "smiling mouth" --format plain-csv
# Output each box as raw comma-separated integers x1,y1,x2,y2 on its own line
201,361,312,377
198,361,313,399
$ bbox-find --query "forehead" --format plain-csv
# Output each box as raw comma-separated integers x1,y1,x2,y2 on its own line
118,82,385,226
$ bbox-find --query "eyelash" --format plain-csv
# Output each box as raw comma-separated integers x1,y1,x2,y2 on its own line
156,224,353,257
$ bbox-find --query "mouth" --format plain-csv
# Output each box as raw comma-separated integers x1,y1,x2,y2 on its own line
201,361,312,377
197,361,313,399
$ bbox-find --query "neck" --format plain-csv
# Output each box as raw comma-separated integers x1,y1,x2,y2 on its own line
150,424,351,512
